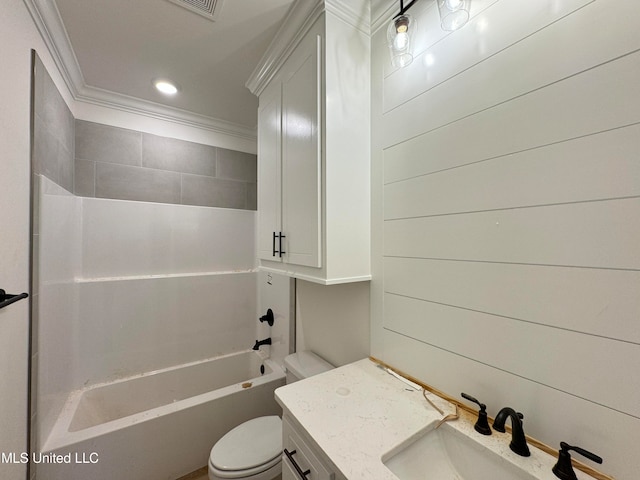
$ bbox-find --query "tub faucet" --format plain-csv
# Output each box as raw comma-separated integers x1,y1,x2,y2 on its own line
492,407,530,457
252,338,272,350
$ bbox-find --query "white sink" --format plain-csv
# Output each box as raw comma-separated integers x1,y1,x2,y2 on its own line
383,421,537,480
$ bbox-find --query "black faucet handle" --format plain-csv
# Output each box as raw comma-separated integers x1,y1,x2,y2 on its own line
461,392,484,408
259,308,274,326
461,393,491,435
553,442,603,480
564,443,602,464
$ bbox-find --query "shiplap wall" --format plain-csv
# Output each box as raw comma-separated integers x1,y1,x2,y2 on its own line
370,1,640,478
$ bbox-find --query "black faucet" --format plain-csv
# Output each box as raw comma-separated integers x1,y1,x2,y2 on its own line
252,338,272,350
493,407,530,457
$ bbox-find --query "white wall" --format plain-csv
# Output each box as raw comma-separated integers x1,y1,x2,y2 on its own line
296,280,370,367
77,198,258,387
0,3,74,479
74,273,258,385
80,198,256,278
257,271,294,368
371,1,640,479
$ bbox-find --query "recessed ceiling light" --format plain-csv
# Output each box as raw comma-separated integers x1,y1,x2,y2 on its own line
153,79,179,95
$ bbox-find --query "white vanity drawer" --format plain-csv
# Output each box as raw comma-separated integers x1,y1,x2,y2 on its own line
282,415,335,480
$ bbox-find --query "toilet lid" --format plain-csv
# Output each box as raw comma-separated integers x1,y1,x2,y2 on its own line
210,416,282,471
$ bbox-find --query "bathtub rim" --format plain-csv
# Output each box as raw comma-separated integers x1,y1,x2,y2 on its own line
42,350,285,453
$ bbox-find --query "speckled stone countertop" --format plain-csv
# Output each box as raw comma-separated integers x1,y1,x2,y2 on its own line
275,358,597,480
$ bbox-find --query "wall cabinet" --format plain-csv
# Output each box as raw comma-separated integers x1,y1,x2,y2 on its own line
257,25,322,269
250,1,370,285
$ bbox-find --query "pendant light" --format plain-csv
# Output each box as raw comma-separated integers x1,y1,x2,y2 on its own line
387,0,417,68
437,0,471,31
387,0,472,69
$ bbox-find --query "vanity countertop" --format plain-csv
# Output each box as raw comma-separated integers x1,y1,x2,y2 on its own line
275,358,599,480
275,358,451,479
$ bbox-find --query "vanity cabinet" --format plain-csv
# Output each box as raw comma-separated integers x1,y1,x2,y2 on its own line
249,1,370,285
282,414,343,480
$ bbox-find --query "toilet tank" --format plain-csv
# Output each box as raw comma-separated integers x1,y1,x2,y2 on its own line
284,351,334,384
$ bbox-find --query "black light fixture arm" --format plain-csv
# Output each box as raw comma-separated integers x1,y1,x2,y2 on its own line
395,0,418,18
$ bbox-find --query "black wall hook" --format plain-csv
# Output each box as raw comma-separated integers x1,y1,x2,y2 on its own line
0,289,29,310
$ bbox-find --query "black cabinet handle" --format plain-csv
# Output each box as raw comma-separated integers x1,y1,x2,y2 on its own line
278,232,286,257
0,289,29,310
271,232,286,258
284,448,310,479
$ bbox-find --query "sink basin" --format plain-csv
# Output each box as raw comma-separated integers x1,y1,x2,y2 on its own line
383,422,537,480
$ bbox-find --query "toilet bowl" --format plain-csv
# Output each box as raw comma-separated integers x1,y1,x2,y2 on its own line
208,416,282,480
208,352,333,480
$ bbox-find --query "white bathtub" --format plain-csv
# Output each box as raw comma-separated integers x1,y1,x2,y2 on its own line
39,350,285,480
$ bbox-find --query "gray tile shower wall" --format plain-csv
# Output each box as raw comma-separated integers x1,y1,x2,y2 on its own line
32,56,75,192
74,120,257,210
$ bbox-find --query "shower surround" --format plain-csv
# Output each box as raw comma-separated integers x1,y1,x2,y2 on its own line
31,53,269,480
36,176,262,455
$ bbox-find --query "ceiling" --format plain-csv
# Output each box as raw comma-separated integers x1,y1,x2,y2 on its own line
51,0,296,131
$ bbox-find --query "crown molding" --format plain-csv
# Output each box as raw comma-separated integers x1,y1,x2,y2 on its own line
75,84,257,140
23,0,84,96
246,0,324,96
22,0,256,142
325,0,370,35
246,0,371,97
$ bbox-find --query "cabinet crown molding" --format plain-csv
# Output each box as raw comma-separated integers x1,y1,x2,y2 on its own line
245,0,370,97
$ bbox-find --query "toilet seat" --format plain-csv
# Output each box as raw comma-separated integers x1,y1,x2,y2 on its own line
209,416,282,479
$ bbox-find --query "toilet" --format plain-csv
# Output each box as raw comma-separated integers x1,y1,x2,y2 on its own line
208,351,334,480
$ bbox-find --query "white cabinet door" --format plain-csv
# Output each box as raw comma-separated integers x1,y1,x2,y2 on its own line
281,30,322,268
257,81,283,262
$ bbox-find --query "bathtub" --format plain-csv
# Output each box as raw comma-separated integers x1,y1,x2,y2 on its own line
39,350,286,480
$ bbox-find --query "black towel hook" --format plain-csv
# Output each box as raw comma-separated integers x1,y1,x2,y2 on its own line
0,289,29,310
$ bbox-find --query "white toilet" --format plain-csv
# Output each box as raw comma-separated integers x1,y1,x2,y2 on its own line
208,351,334,480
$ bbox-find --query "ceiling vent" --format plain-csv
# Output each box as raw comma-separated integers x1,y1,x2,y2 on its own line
166,0,225,21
